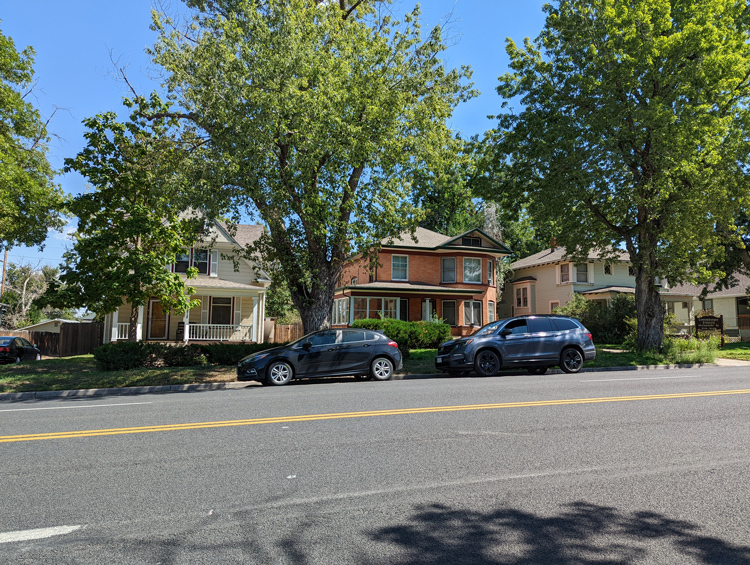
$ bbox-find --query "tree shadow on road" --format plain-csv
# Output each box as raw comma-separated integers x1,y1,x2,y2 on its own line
366,501,750,565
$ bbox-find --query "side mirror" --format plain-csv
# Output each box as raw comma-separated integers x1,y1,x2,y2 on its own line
500,329,512,337
302,341,313,351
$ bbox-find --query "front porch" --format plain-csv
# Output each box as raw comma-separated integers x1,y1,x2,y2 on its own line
111,322,255,342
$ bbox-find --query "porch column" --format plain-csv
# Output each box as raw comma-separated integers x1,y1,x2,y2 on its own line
259,292,267,343
183,309,190,343
111,309,119,342
252,297,259,342
136,306,144,341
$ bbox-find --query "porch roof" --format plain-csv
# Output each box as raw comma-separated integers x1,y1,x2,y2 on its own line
580,286,635,296
340,281,480,295
180,276,266,292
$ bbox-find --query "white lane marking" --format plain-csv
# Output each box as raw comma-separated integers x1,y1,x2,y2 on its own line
0,525,81,544
0,402,152,413
581,375,702,382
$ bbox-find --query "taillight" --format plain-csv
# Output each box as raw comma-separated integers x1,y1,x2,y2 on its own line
585,333,593,342
388,341,398,348
0,347,9,353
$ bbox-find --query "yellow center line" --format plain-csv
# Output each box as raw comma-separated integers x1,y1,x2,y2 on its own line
2,389,749,443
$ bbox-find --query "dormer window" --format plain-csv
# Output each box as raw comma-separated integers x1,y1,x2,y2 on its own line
194,249,209,274
174,252,190,273
560,263,570,283
462,237,481,247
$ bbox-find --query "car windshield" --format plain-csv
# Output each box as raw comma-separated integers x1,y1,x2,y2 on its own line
471,321,504,336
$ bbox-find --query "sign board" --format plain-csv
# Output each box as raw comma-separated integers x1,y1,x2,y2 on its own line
695,314,724,347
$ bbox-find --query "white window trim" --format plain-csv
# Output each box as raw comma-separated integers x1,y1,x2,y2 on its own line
550,300,560,313
463,299,483,326
392,255,409,281
558,263,571,285
487,260,494,285
603,263,613,276
462,257,482,284
488,300,495,323
575,263,589,284
210,249,219,278
441,257,457,283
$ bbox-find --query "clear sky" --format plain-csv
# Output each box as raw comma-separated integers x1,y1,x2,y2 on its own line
2,0,548,269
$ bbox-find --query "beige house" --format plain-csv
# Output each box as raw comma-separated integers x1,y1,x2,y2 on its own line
102,222,271,344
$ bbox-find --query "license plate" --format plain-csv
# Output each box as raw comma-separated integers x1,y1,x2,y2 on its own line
436,358,443,364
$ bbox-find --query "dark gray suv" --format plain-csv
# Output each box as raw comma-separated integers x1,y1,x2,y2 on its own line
435,315,596,376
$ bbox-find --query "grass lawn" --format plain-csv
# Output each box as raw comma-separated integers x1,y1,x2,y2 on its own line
0,355,236,394
715,341,750,361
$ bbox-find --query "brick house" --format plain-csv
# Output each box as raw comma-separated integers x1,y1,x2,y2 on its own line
332,227,512,337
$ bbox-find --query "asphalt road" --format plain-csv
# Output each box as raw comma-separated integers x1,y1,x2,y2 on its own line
1,367,749,564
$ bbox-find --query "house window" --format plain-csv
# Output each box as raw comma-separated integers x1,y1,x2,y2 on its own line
351,277,358,286
194,249,209,275
628,265,635,277
515,287,528,308
560,263,570,283
211,297,232,324
665,302,675,315
392,255,408,281
441,257,456,283
332,298,350,325
702,299,713,311
464,300,482,326
352,297,399,320
487,260,494,285
576,264,588,283
738,297,750,315
488,301,496,323
462,237,481,247
463,258,482,283
604,264,612,275
442,300,456,326
174,251,190,273
353,297,369,320
550,301,560,313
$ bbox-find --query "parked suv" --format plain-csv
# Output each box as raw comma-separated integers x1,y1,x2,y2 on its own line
435,315,595,376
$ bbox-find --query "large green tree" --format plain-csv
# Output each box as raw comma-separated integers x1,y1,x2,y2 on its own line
484,0,750,349
147,0,474,333
44,98,203,340
0,27,65,251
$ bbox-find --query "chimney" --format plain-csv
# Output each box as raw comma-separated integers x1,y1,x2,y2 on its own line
550,237,557,250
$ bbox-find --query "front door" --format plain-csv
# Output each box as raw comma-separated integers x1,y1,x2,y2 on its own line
148,300,168,340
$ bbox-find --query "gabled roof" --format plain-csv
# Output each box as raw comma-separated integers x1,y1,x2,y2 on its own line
666,273,750,298
381,227,512,256
18,318,81,330
512,247,630,270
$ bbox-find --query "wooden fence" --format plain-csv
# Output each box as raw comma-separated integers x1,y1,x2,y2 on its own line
272,322,305,343
1,322,103,357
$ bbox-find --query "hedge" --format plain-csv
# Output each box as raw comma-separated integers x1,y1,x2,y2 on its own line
93,341,285,371
351,319,452,350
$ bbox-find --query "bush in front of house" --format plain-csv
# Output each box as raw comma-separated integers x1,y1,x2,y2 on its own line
351,319,452,352
93,341,286,370
555,293,637,343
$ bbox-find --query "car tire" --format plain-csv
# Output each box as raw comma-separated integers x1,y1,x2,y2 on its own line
266,361,293,386
527,367,548,375
15,356,21,364
370,357,394,381
474,350,500,377
35,353,41,361
560,348,584,374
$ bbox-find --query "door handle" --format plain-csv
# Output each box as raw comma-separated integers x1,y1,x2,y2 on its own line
327,347,338,351
363,344,371,347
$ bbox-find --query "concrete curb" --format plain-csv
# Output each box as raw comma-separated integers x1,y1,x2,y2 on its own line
0,363,715,401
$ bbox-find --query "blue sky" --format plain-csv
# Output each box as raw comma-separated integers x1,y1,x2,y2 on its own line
2,0,547,269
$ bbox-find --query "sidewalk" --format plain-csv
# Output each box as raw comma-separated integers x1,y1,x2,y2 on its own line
0,361,724,401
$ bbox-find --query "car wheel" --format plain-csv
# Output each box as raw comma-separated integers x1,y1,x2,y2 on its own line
35,353,41,361
266,361,293,386
527,367,548,375
474,350,500,377
15,356,21,364
560,348,584,374
370,357,394,381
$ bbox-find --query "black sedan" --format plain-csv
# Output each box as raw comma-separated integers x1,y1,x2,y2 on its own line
0,336,42,364
237,328,403,386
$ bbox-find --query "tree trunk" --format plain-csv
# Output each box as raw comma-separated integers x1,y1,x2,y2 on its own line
128,306,139,342
293,272,339,335
634,265,664,350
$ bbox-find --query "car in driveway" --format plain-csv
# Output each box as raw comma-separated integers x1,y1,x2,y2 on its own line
435,315,595,376
0,336,42,364
237,328,403,386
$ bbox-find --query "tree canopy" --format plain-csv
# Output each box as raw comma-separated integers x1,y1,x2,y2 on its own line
44,98,203,340
0,27,65,251
482,0,750,349
147,0,474,332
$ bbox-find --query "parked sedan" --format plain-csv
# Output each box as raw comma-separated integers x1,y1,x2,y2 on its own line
435,315,596,376
0,336,42,364
237,328,403,386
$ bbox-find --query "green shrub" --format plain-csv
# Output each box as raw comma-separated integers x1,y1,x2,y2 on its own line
198,342,286,365
555,293,636,343
160,344,209,367
93,341,156,371
351,319,452,352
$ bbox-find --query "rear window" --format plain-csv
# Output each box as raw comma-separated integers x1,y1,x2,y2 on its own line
529,318,554,333
0,337,12,345
341,330,366,343
552,318,579,331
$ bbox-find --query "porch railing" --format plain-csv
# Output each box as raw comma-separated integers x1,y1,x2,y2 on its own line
187,324,254,342
115,323,130,340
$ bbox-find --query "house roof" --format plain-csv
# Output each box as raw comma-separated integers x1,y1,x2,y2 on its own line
512,247,630,270
230,224,265,249
18,318,81,330
340,281,482,295
180,276,267,291
511,276,537,284
381,227,513,256
580,286,636,296
665,273,750,298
